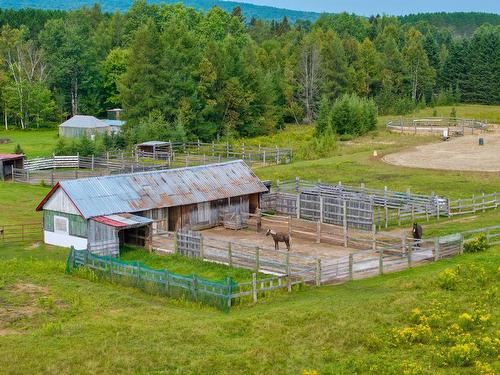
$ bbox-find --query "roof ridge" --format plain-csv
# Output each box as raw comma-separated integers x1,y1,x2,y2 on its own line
60,159,247,186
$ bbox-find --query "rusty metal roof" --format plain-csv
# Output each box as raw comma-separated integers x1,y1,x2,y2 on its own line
92,213,153,228
0,153,24,161
49,160,267,219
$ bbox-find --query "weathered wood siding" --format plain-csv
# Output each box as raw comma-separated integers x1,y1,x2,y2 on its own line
44,188,80,215
87,219,119,256
164,195,254,231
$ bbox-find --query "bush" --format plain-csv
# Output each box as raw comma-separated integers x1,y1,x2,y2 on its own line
464,234,489,253
437,268,459,290
14,144,24,154
446,343,479,366
393,323,432,344
330,94,377,136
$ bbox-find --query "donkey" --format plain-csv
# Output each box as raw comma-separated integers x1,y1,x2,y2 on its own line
412,222,423,248
266,229,291,251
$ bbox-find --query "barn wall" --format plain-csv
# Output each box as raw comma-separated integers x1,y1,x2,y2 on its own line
87,220,119,257
43,210,87,238
44,231,88,249
44,188,81,215
165,195,253,231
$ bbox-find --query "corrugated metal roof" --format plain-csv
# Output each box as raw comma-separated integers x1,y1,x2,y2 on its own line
92,213,152,228
0,153,24,161
55,160,267,219
59,115,109,129
102,119,126,127
136,141,170,146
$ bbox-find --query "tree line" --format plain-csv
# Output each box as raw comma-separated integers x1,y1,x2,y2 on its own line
0,2,498,142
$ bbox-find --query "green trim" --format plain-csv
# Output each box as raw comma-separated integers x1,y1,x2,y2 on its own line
44,210,87,238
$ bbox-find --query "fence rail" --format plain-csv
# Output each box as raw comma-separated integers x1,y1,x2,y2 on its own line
66,247,305,311
386,117,488,136
0,223,42,246
140,141,293,167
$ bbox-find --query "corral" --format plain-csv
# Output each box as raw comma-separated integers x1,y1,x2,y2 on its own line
386,117,487,137
384,131,500,172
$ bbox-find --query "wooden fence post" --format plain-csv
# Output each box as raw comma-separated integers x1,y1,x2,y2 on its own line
315,258,321,287
163,270,170,295
319,195,324,223
343,200,348,247
296,194,300,219
286,252,292,292
200,235,204,260
316,220,321,244
228,242,233,266
407,241,412,268
252,273,257,303
434,238,440,261
482,192,486,213
174,232,179,254
255,246,260,272
459,233,464,254
379,248,384,275
348,253,354,281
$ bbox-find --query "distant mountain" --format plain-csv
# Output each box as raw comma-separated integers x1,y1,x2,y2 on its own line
400,12,500,36
0,0,321,22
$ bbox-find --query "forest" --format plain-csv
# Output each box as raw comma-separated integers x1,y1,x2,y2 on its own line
0,1,499,142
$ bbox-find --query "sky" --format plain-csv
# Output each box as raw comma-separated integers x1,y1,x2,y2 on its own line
227,0,500,15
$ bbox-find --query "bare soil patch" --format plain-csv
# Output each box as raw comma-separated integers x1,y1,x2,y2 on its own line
383,133,500,172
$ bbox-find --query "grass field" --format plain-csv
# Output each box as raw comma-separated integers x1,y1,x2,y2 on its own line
0,104,499,374
120,247,261,282
0,243,498,374
0,129,58,157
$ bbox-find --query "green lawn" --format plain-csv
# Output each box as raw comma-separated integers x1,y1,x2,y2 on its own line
0,182,49,225
0,243,497,374
0,129,58,158
120,246,261,282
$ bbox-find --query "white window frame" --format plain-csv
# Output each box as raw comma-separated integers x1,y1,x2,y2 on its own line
54,216,69,235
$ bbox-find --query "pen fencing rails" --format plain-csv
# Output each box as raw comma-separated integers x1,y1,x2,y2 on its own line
66,247,236,312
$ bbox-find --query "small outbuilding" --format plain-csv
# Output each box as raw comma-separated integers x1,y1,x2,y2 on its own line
59,115,110,138
0,153,24,181
36,160,268,256
135,141,172,159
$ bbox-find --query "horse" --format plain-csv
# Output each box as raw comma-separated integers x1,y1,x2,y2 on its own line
412,222,423,248
266,229,291,251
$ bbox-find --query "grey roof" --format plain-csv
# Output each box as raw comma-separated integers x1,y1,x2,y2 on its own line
103,119,126,127
51,160,267,219
59,115,109,129
136,141,170,146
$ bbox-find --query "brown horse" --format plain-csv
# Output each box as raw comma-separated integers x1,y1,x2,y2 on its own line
266,229,291,251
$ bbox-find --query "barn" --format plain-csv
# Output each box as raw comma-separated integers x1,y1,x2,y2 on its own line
59,115,110,138
36,160,268,256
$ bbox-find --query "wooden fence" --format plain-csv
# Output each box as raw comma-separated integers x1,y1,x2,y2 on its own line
273,178,449,227
0,223,42,246
136,141,293,167
13,153,170,186
449,193,499,216
67,247,305,310
386,117,487,136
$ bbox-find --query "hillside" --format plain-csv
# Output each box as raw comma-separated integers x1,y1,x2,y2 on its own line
0,0,321,22
400,11,500,35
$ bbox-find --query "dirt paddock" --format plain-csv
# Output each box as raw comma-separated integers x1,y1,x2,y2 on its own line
383,132,500,172
202,226,370,261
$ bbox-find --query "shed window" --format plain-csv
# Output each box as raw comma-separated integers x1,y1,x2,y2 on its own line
197,202,210,223
54,216,69,234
